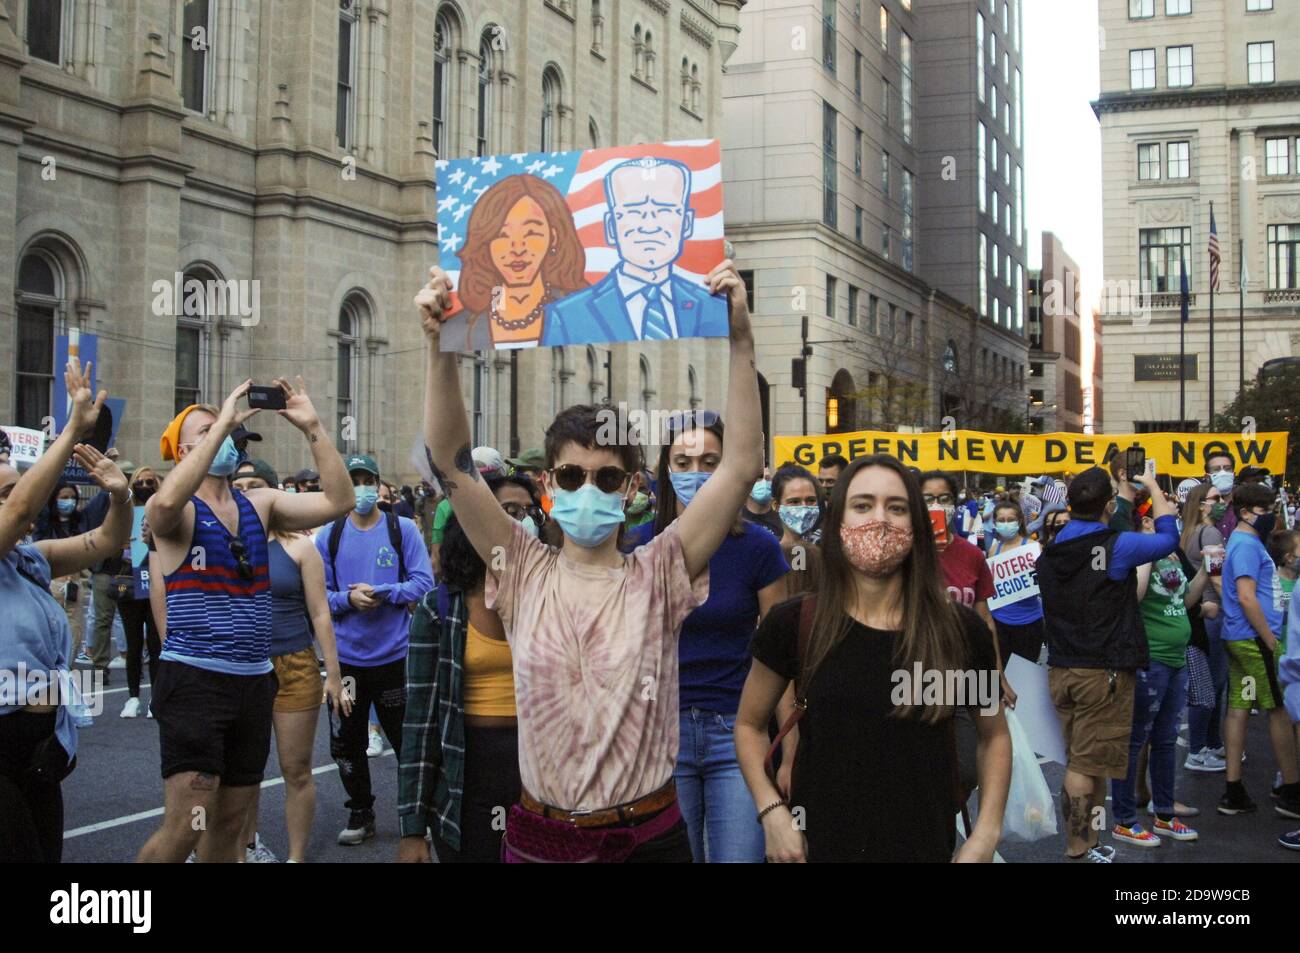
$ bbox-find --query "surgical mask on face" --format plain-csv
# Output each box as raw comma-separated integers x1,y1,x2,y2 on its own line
284,486,297,494
1209,471,1234,494
57,498,77,516
519,514,540,538
354,485,379,515
670,470,712,508
994,520,1019,540
192,435,239,478
550,484,626,548
750,479,773,505
779,504,820,536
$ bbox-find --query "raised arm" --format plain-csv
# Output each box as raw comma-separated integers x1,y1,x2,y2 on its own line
37,445,133,578
414,268,515,566
0,358,104,558
264,376,353,532
146,380,259,540
675,259,764,579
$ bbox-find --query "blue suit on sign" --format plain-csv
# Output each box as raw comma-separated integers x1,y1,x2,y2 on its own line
541,265,729,347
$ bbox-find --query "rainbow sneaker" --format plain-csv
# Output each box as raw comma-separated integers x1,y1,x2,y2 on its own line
1111,823,1162,848
1152,817,1198,842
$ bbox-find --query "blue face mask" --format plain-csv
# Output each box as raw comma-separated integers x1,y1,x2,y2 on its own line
994,520,1019,540
57,498,77,516
751,479,773,505
779,504,819,536
550,484,626,548
1209,471,1234,494
670,470,712,508
208,435,240,477
354,485,379,515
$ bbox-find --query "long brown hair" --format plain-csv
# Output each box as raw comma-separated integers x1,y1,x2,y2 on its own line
804,454,965,724
456,174,588,313
1180,482,1214,555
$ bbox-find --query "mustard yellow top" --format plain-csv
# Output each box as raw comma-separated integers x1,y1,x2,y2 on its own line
463,621,517,717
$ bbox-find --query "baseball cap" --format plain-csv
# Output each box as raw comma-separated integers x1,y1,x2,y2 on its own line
231,425,263,445
235,458,279,487
1237,465,1270,483
291,468,320,484
345,453,380,477
472,446,506,476
508,447,545,470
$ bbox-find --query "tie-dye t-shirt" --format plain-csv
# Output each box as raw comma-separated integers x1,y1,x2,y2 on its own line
485,520,709,811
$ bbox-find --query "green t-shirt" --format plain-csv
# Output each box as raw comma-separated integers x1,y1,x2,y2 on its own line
1141,556,1191,668
430,498,453,544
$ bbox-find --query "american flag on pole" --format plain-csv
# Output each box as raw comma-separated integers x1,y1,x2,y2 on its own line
1208,207,1221,292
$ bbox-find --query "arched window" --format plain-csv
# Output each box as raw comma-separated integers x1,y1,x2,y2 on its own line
644,31,655,79
551,346,570,416
336,0,359,149
586,345,601,401
588,117,600,149
688,365,700,410
633,25,643,78
182,0,215,114
476,31,494,156
336,296,364,450
175,266,219,414
433,8,455,156
680,57,690,106
541,66,561,151
691,63,701,112
639,354,653,415
15,251,62,428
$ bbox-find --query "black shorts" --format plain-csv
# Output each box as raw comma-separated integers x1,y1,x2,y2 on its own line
152,660,278,787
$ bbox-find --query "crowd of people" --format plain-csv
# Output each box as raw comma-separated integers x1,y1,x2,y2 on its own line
2,270,1298,864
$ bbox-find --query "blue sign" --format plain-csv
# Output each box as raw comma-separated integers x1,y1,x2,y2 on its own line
130,506,151,600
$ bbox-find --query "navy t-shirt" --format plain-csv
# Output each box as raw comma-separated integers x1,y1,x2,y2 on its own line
677,523,789,714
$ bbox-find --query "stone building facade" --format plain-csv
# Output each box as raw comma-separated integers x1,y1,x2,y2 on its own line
1,0,743,482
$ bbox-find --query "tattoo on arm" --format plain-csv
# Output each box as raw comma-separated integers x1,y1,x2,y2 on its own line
427,445,459,495
82,531,96,552
453,443,481,482
310,431,319,443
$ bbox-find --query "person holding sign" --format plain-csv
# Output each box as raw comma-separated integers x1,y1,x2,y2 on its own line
0,358,132,863
416,254,761,863
985,502,1044,667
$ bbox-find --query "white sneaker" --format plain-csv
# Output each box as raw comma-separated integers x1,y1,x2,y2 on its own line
245,835,280,863
366,725,383,758
1208,746,1226,759
1185,747,1226,773
74,652,92,664
108,656,126,670
120,697,141,718
185,851,197,863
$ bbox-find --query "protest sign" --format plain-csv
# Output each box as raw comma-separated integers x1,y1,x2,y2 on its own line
987,541,1041,611
436,139,727,351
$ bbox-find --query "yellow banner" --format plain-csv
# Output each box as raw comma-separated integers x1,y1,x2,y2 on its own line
772,430,1289,479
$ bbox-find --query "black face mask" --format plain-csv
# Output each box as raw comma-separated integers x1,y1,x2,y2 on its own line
132,486,155,503
378,501,393,513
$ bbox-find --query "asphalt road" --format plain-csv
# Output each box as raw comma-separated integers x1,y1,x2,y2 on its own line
60,664,1299,864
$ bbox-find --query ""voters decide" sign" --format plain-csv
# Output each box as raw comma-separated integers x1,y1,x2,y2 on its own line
987,541,1042,611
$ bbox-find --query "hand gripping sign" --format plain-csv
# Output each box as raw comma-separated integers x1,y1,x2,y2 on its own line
987,541,1042,612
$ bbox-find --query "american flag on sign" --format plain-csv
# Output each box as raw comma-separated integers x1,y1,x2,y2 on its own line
1208,206,1221,292
1042,479,1068,505
434,139,724,329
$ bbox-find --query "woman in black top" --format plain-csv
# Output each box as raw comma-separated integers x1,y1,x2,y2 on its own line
736,454,1012,862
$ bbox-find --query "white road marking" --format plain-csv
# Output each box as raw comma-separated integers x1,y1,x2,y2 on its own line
63,750,395,839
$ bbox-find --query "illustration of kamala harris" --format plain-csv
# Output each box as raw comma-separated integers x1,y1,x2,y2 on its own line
443,174,589,351
541,156,729,347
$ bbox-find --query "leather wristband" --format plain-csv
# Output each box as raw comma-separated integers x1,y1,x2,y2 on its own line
757,799,787,823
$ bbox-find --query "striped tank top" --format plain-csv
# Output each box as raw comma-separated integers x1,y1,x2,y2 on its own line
160,489,273,675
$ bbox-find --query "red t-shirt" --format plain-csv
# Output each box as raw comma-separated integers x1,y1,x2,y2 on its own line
939,535,995,608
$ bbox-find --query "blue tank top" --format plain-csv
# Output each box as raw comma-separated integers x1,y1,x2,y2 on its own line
269,539,313,657
161,490,273,675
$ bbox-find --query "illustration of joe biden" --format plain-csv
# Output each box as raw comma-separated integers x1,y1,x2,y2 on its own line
541,156,728,346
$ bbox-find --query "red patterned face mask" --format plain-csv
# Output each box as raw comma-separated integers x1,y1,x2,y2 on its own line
840,520,914,577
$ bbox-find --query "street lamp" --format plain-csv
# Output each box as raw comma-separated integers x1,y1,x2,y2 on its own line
791,315,854,435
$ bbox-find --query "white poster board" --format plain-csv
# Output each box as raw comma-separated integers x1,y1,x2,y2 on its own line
987,541,1041,611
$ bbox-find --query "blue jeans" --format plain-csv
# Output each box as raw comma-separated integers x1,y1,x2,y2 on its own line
1112,662,1188,824
1187,613,1228,752
674,708,764,863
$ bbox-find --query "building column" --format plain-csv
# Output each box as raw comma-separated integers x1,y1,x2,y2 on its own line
0,4,32,424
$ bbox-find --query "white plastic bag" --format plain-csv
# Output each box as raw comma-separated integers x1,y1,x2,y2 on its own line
1001,706,1057,842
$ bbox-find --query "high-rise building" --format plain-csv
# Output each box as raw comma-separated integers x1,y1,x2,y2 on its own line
0,0,743,479
1026,232,1087,433
914,0,1027,331
723,0,1028,455
1094,0,1300,433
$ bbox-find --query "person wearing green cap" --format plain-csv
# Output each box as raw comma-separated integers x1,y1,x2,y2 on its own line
508,448,545,480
